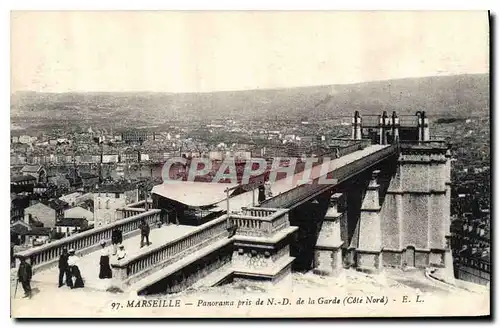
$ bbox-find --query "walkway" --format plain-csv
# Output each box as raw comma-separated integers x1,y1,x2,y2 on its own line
215,144,389,211
31,224,196,291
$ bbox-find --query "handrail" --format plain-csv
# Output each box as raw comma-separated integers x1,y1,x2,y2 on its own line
399,140,449,149
111,216,228,280
259,144,397,209
16,209,161,268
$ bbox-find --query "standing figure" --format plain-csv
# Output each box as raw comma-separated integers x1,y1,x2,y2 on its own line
139,219,150,248
264,180,273,198
17,256,33,298
58,248,72,288
98,241,112,279
67,249,85,289
111,227,123,255
116,245,127,260
10,243,15,269
258,184,266,203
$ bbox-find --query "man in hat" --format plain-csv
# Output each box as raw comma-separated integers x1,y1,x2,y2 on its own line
98,240,112,279
116,245,127,261
139,219,150,248
58,248,72,288
67,249,84,289
17,255,33,298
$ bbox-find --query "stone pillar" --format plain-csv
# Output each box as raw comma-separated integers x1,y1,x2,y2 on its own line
382,111,390,145
344,179,364,268
313,193,344,276
378,115,384,145
422,111,430,141
352,111,362,140
356,170,382,273
391,111,400,143
109,263,128,292
416,111,423,141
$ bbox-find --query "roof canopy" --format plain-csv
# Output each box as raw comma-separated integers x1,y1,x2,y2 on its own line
152,182,239,208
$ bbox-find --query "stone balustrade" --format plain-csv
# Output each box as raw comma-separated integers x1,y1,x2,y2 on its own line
231,208,290,237
115,207,147,220
127,199,153,209
111,216,228,283
15,209,161,270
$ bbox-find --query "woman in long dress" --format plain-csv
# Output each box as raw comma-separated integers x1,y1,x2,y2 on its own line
68,249,85,288
98,241,112,279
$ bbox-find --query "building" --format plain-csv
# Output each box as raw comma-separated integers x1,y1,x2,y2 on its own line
10,195,29,223
456,247,490,286
80,172,100,189
65,167,83,189
64,206,94,226
23,227,52,247
21,165,47,183
93,182,139,226
25,202,57,228
18,135,32,144
33,183,48,195
55,218,89,237
59,192,84,207
451,218,491,286
10,220,30,245
121,130,155,144
11,175,37,194
44,199,69,221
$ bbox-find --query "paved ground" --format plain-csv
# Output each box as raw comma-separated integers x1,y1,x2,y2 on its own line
30,224,196,291
11,268,489,318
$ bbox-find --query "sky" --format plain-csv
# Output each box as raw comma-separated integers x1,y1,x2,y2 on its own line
11,11,489,93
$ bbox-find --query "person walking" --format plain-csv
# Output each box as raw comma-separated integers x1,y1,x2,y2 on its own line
17,255,33,299
58,248,72,288
98,241,112,279
139,219,150,248
67,249,84,289
111,227,123,255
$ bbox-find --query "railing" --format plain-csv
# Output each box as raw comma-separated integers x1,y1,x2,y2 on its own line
360,115,380,127
116,207,147,220
15,209,161,269
399,115,418,126
111,216,228,282
241,208,277,217
127,200,153,209
400,140,449,149
231,207,290,237
260,144,398,209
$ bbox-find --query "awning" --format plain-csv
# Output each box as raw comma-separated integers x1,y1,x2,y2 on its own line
152,181,239,208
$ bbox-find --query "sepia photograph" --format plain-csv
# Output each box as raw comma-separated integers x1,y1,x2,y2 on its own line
9,10,490,318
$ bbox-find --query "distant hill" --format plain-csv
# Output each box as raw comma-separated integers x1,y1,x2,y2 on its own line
10,74,489,132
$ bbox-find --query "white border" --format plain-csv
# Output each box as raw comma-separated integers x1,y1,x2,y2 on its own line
2,1,497,326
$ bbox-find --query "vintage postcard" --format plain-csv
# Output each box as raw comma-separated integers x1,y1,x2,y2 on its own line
10,11,490,318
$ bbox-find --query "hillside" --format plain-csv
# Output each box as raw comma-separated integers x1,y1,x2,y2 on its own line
10,74,489,132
